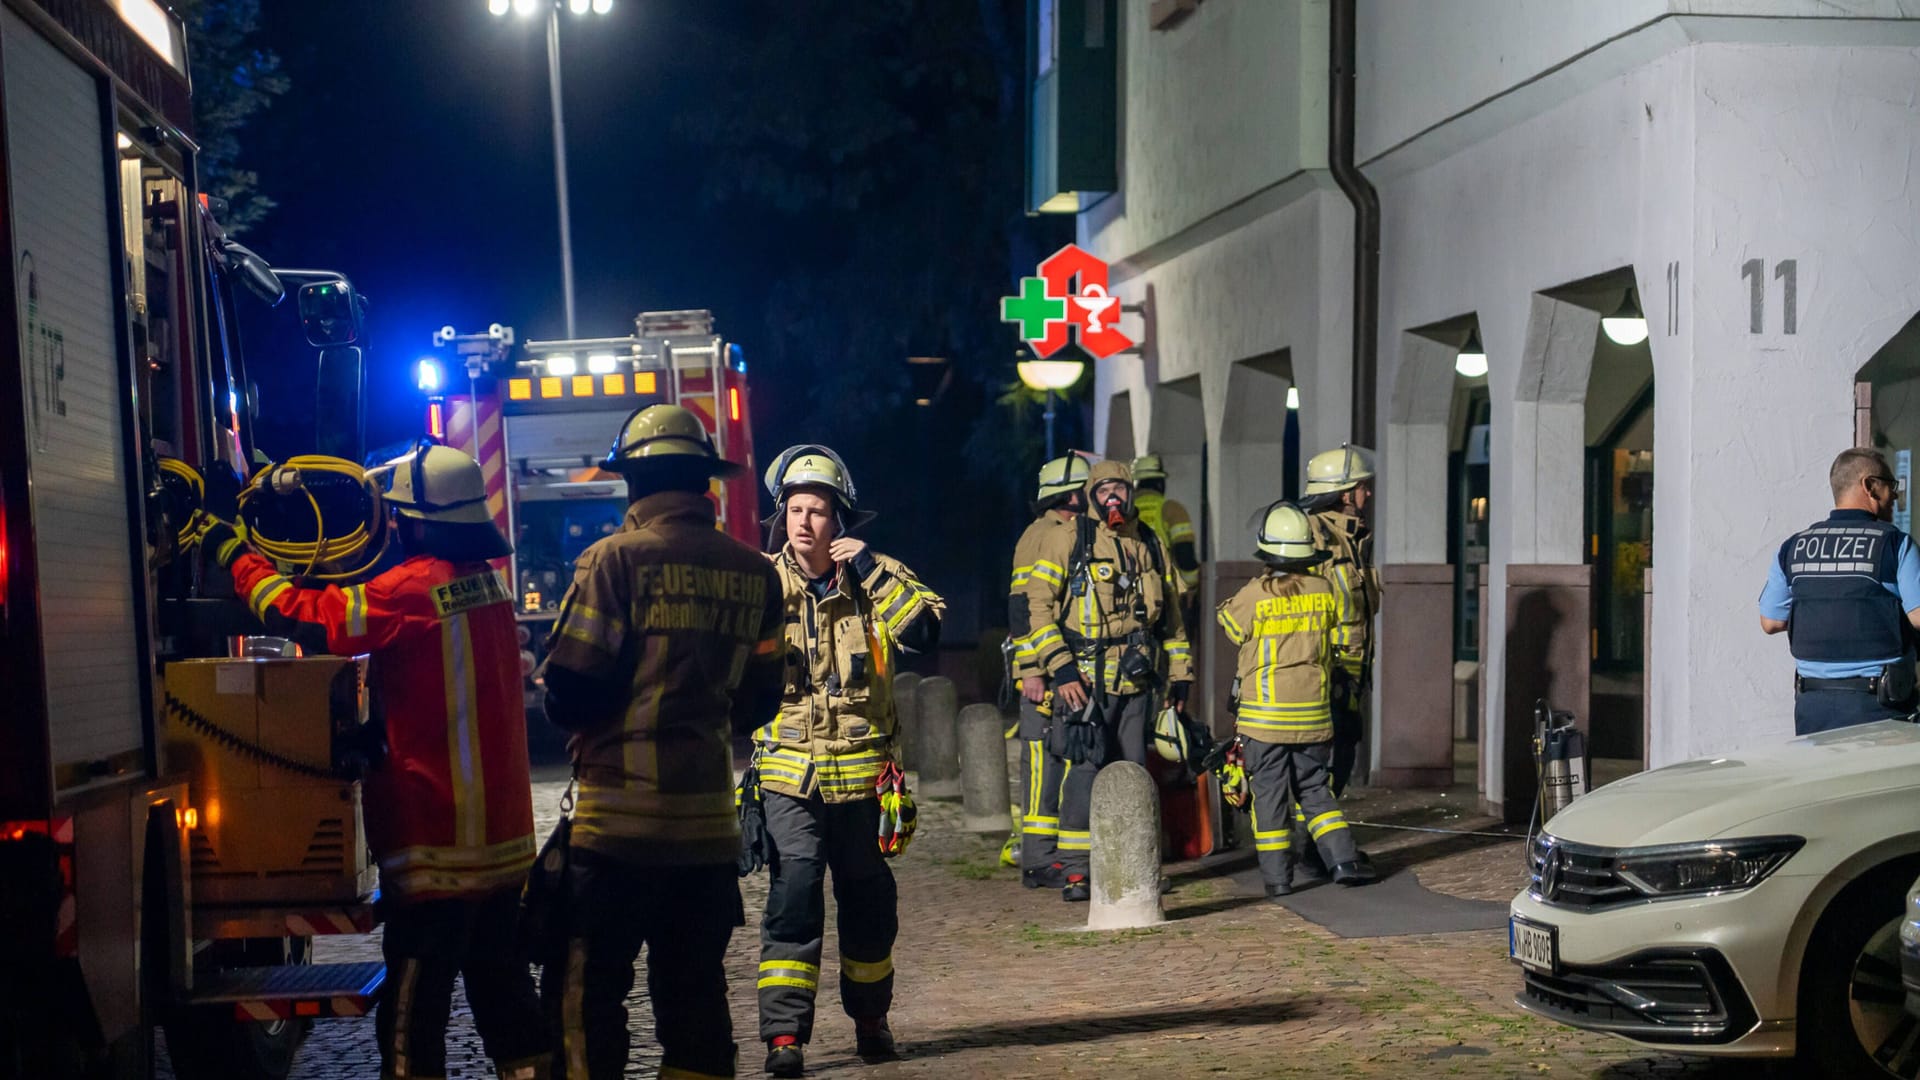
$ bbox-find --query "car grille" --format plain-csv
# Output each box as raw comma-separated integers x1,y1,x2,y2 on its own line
1518,950,1755,1045
1528,834,1638,909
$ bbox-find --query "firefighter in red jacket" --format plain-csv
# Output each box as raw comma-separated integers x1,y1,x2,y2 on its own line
204,445,545,1080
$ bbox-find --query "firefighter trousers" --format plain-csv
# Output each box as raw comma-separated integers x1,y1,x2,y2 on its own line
376,889,546,1080
1329,671,1367,797
545,851,744,1079
1244,738,1357,889
1018,698,1066,870
759,791,897,1044
1054,691,1152,877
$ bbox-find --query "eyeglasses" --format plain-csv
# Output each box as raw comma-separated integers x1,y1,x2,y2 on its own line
1869,474,1904,497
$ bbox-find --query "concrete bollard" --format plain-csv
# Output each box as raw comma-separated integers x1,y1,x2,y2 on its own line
957,704,1011,833
1006,715,1026,827
892,672,923,773
1086,761,1165,931
916,676,961,800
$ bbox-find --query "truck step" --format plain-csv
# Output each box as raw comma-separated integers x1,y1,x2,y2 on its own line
191,961,386,1021
192,892,380,940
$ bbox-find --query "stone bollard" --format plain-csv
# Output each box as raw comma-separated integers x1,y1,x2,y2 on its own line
957,704,1011,833
916,676,961,800
892,672,923,773
1006,715,1026,827
1086,761,1165,931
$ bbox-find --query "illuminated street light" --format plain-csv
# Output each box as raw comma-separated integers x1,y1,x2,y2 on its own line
485,0,616,336
1602,289,1649,346
1456,329,1488,378
1016,359,1085,391
1287,386,1300,411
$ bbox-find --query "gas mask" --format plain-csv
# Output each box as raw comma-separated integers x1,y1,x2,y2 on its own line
1097,483,1132,528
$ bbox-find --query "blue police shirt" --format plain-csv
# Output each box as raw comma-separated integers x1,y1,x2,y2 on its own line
1759,521,1920,678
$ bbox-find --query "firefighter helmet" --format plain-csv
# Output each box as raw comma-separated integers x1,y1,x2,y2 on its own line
762,443,876,537
1151,706,1192,763
1131,453,1168,483
1036,454,1092,500
604,403,743,476
1254,500,1330,566
1303,445,1375,496
1084,459,1134,519
372,443,513,561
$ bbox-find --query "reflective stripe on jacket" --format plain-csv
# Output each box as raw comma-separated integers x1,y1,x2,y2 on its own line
1217,570,1336,744
1135,490,1199,591
759,546,945,803
1021,510,1191,695
543,492,785,864
229,552,536,900
1008,513,1073,679
1309,509,1380,673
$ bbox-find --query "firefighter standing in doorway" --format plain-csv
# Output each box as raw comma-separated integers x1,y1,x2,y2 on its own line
1217,501,1380,897
1020,459,1192,902
539,405,785,1080
1301,446,1381,799
750,446,944,1078
203,446,546,1080
1007,454,1091,890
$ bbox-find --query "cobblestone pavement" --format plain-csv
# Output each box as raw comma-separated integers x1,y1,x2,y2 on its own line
160,771,1777,1078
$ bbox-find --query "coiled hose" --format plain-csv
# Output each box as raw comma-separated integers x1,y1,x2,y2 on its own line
237,455,389,581
156,456,209,548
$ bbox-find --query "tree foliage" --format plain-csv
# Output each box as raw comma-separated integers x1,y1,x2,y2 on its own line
179,0,289,235
676,0,1072,614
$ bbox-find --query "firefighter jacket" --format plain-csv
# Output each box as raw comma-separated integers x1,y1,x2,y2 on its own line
1008,511,1076,680
1018,493,1193,698
757,546,945,804
542,492,785,864
1309,509,1381,676
230,552,536,901
1217,570,1337,744
1135,489,1200,592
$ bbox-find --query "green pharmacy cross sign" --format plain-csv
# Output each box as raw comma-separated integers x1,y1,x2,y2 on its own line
999,244,1135,361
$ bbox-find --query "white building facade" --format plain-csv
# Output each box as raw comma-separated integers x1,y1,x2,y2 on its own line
1059,0,1920,819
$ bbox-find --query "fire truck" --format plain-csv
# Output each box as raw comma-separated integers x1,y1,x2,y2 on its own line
420,310,758,732
0,3,390,1077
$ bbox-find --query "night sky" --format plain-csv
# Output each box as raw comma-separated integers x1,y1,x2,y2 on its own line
226,1,1075,640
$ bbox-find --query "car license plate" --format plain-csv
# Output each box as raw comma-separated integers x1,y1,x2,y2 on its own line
1510,917,1556,973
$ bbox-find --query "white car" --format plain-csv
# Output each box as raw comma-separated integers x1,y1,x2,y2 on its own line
1510,720,1920,1078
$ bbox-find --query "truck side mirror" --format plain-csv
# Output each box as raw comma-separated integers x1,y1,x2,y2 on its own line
299,280,362,348
221,240,284,306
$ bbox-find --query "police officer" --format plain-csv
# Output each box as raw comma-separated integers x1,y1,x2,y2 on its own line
205,447,546,1080
540,405,786,1080
1217,501,1379,898
752,446,944,1077
1007,454,1090,890
1301,445,1381,797
1131,453,1201,596
1020,459,1192,902
1759,447,1920,734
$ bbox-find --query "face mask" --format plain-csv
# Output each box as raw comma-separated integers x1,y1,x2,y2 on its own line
1104,498,1126,528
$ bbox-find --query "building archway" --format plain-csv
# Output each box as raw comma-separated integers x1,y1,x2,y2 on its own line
1104,389,1136,460
1217,352,1293,548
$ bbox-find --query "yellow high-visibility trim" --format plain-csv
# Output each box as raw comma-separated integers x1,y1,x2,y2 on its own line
344,584,367,638
248,576,293,620
757,976,818,991
1030,560,1065,585
1308,811,1349,839
841,955,893,983
759,959,818,973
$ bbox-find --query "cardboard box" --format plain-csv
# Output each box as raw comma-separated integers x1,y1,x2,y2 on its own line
188,784,375,905
161,656,369,793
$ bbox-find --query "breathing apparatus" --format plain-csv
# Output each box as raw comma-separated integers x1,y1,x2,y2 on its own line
1093,476,1133,529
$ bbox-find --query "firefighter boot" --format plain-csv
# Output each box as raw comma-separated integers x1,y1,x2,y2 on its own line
1062,874,1090,903
1333,860,1380,886
1022,862,1066,889
855,1017,898,1062
765,1036,804,1078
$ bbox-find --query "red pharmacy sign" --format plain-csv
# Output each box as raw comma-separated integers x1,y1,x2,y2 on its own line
999,244,1135,361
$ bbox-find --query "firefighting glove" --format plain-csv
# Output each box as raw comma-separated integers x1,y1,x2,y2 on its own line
200,519,248,568
1216,740,1251,810
1167,680,1192,711
1062,709,1101,766
876,761,917,858
737,765,769,876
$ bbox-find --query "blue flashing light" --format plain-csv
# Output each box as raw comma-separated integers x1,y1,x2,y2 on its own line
728,343,746,373
416,357,444,394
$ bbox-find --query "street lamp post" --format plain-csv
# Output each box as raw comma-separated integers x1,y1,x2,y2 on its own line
491,0,613,337
1017,356,1086,460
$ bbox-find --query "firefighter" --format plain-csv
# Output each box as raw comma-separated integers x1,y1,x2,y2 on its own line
539,405,785,1080
203,445,545,1080
1218,501,1379,897
1007,453,1091,889
1021,459,1192,902
752,445,944,1077
1301,445,1380,798
1131,453,1201,596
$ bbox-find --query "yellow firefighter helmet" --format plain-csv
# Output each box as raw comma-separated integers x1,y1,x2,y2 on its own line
604,404,743,476
1255,500,1329,566
1036,454,1092,500
1303,445,1375,496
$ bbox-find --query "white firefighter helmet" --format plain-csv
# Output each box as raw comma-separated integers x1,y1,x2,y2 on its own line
1036,453,1092,500
1304,445,1375,496
1255,500,1330,566
378,444,494,526
761,443,876,536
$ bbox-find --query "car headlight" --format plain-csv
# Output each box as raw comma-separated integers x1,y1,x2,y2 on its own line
1613,836,1804,899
